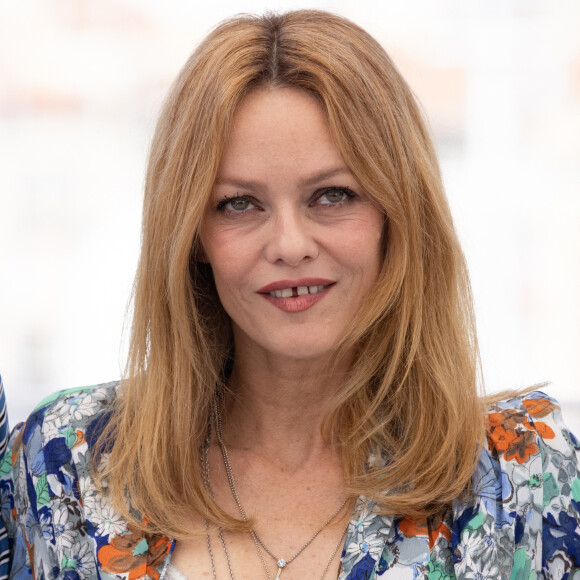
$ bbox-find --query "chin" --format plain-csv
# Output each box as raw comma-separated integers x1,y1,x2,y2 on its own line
266,340,339,362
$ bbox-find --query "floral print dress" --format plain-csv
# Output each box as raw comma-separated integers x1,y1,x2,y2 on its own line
0,382,578,579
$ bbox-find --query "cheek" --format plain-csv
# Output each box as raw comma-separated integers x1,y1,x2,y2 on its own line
203,241,253,308
200,227,240,282
344,217,384,273
209,257,243,301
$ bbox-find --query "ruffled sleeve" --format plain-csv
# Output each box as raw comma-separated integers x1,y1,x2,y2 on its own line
0,382,174,579
0,401,63,578
453,391,580,577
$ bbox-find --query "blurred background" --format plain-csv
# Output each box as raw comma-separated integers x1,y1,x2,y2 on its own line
0,0,579,432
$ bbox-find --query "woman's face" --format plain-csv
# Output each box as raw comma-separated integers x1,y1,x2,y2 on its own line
201,87,384,363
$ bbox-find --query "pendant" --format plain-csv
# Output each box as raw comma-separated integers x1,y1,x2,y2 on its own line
275,558,287,579
275,561,286,579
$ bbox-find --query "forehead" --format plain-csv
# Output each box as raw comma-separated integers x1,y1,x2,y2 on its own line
217,86,346,182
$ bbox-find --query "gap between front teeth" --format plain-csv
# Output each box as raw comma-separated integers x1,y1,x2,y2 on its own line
271,285,325,298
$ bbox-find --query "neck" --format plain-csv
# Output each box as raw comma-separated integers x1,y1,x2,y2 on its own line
220,349,350,469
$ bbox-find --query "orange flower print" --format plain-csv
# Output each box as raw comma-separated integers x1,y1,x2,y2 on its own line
98,522,171,579
487,402,555,464
521,397,559,418
398,515,452,549
398,516,428,539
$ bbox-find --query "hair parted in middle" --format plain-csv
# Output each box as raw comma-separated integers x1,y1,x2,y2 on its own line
96,9,484,538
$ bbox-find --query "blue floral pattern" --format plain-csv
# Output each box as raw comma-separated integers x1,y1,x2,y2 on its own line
340,392,580,578
0,383,578,579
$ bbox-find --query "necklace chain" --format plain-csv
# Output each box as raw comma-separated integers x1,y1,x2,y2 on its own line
202,439,237,580
213,398,349,579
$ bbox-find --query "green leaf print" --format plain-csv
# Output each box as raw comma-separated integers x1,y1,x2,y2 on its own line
465,509,485,531
572,477,580,503
0,451,12,477
35,473,50,507
132,538,149,556
543,472,560,507
61,555,77,569
510,548,532,579
64,427,78,449
427,554,456,580
33,385,89,411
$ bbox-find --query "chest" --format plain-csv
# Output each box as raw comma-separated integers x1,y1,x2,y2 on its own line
169,509,349,580
171,529,346,579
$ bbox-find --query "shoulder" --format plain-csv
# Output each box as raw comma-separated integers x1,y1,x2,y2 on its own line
3,380,120,501
485,390,577,462
2,380,119,475
0,382,121,578
16,381,118,457
341,391,579,579
25,380,119,434
456,390,580,576
11,380,120,506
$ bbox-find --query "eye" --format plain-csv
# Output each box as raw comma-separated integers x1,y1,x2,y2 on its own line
315,187,356,205
216,195,257,212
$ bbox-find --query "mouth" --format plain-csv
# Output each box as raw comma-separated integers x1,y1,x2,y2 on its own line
258,279,335,313
258,278,335,296
268,284,328,298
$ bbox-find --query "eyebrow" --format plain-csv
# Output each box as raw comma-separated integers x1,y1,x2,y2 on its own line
214,166,352,189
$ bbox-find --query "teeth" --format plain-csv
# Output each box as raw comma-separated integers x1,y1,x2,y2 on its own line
270,285,327,298
272,288,293,298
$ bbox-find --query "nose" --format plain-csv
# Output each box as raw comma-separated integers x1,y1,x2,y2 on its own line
263,209,319,266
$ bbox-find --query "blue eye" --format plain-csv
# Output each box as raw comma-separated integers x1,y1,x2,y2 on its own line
321,190,346,204
228,198,253,211
316,187,355,205
217,196,256,212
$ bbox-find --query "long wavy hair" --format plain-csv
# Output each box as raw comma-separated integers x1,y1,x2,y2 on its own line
95,9,485,537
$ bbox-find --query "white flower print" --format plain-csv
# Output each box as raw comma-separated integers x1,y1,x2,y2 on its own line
350,498,380,536
42,413,67,440
48,387,109,423
96,502,127,537
344,529,385,561
52,501,77,549
460,558,501,579
453,512,514,579
78,475,96,499
66,541,97,579
454,518,497,576
50,394,98,423
82,489,127,538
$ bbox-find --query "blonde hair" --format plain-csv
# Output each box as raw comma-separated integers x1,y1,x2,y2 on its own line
96,10,484,537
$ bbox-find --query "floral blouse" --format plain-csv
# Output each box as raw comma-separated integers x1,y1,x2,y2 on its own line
0,382,579,579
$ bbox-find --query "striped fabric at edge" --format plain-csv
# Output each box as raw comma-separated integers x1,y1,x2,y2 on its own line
0,375,10,579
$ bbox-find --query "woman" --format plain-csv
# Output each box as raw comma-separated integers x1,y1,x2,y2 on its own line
1,10,579,579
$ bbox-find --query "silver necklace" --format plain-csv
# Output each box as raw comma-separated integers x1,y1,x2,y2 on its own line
204,435,273,579
213,399,349,580
202,437,237,580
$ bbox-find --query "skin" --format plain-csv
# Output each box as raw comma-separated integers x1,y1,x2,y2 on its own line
172,87,384,579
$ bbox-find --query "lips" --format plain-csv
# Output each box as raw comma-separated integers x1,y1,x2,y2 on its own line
258,278,334,313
